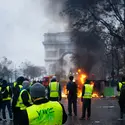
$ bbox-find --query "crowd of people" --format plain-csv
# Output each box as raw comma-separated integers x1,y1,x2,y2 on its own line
0,75,124,124
0,76,67,125
0,75,95,125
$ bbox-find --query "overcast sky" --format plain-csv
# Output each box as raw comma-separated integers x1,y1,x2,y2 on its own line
0,0,68,67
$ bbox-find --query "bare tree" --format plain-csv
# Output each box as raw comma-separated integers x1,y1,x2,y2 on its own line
0,57,13,81
62,0,125,78
22,61,46,79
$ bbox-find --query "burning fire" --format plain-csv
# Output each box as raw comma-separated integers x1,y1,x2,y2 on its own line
62,85,67,98
92,93,99,98
80,74,87,84
62,73,100,98
62,92,67,98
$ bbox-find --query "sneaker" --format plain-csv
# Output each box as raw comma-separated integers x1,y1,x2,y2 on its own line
79,117,85,120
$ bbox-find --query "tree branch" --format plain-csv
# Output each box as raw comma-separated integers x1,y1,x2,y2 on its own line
107,0,124,25
89,9,125,45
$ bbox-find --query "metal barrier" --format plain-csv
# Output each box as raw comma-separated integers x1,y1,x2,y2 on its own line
104,87,116,97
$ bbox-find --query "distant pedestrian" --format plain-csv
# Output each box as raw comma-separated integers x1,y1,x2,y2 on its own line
0,80,3,121
80,79,93,120
118,76,125,120
100,81,105,96
1,80,12,121
66,76,77,116
12,76,24,125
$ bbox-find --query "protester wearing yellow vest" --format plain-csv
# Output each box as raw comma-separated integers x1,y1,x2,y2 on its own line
117,82,125,97
15,81,32,110
117,76,125,120
80,79,93,120
1,80,12,121
48,76,62,101
19,83,67,125
12,76,25,125
0,85,2,121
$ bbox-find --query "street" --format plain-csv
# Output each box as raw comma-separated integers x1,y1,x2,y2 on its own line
63,98,124,125
0,98,124,125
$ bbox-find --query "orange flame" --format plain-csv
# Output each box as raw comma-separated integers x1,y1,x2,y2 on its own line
62,73,101,98
62,87,101,98
92,93,99,98
80,74,87,84
62,92,67,98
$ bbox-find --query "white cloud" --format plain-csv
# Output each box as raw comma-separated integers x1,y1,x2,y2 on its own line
0,0,68,66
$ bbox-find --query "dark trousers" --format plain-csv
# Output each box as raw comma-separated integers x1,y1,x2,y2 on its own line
119,101,125,118
0,102,2,120
68,98,77,115
13,109,21,125
2,100,12,119
82,99,91,118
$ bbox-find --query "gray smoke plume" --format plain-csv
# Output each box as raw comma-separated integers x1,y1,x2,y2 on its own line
47,0,105,78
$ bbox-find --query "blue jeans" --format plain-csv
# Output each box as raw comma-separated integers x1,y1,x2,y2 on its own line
2,100,12,119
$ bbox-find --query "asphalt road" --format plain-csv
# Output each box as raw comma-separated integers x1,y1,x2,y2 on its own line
0,97,125,125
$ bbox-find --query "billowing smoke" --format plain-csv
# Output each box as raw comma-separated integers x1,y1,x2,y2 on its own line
0,0,68,66
48,0,105,78
0,0,105,77
72,31,104,74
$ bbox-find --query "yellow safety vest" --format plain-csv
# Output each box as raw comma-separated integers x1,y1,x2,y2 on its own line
16,89,32,110
49,82,59,98
13,82,23,90
83,84,93,99
14,82,17,87
2,86,11,101
26,101,63,125
118,82,125,96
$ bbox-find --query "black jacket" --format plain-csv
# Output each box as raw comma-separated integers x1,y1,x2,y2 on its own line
66,81,77,100
21,90,32,107
1,86,12,97
19,98,67,125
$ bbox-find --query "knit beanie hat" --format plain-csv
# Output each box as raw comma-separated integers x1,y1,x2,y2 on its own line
30,83,45,98
22,81,30,89
16,76,25,85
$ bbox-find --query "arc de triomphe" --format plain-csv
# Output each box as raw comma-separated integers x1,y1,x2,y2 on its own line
43,32,75,75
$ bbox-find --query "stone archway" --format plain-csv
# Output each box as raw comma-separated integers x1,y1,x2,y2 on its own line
43,32,76,75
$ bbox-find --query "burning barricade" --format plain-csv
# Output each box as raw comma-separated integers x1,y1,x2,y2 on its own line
62,72,102,98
